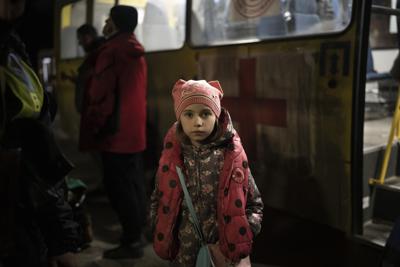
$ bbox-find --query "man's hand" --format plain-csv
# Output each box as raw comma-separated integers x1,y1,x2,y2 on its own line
49,252,78,267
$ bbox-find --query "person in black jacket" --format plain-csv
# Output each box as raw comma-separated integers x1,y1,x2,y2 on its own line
0,1,79,266
75,24,104,113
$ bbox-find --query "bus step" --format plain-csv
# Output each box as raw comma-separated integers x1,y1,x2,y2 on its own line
372,176,400,224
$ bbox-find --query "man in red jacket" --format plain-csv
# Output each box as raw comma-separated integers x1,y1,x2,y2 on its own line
79,5,147,259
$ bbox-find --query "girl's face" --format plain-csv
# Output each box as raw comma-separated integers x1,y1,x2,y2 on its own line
180,103,217,147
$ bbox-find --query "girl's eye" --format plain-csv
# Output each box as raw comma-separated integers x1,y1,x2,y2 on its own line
184,112,193,118
201,112,212,118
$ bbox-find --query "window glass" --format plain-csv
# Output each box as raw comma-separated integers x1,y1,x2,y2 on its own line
121,0,186,52
191,0,353,46
91,0,186,52
60,1,87,59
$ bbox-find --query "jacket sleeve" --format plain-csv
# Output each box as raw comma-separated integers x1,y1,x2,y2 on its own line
85,49,117,133
36,180,79,256
245,171,263,236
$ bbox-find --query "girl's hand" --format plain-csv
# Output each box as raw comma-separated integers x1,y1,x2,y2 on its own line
48,252,78,267
208,243,232,266
208,243,251,267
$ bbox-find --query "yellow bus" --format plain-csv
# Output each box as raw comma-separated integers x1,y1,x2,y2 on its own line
53,0,400,265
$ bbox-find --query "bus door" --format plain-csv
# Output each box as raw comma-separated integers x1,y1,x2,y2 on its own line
362,1,400,248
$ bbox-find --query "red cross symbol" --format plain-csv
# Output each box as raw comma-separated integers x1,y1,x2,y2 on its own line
222,58,287,161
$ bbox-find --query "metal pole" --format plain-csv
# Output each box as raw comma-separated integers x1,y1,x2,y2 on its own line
372,5,400,16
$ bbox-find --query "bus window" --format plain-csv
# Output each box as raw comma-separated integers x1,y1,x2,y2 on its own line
93,1,146,43
60,1,86,59
191,0,353,46
93,0,186,52
123,0,186,52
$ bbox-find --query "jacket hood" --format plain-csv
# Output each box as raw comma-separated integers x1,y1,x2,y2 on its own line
103,32,145,57
212,108,235,145
127,33,145,56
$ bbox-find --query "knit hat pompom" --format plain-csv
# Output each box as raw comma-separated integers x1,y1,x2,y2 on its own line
172,79,223,119
110,5,138,32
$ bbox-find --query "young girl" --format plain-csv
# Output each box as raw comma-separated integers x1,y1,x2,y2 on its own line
150,79,264,266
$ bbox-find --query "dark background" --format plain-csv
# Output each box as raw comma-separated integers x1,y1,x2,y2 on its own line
17,0,54,69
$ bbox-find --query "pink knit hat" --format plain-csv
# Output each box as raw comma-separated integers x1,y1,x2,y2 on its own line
172,79,224,119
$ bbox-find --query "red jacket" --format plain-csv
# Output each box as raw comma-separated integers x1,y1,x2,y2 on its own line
79,32,147,153
153,125,253,262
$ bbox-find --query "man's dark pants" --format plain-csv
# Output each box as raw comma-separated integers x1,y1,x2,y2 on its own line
101,151,146,245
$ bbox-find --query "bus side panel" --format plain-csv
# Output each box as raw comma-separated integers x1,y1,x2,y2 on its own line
56,59,83,141
147,30,357,234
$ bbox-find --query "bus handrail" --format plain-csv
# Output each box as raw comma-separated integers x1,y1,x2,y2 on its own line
372,5,400,17
366,72,393,82
369,85,400,185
